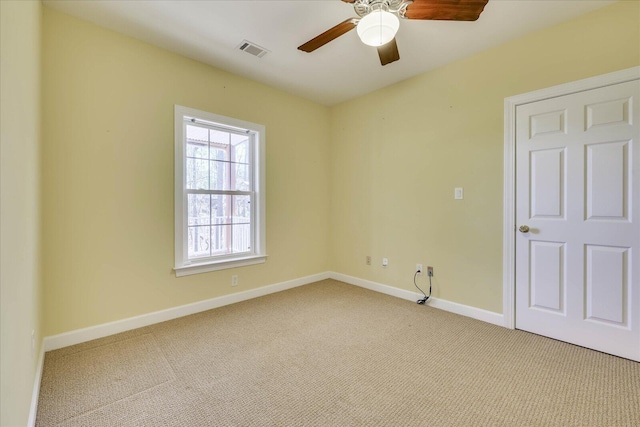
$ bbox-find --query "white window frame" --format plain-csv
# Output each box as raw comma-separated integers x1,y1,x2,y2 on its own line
174,105,266,277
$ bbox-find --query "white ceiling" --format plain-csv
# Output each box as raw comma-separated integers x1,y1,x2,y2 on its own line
43,0,616,106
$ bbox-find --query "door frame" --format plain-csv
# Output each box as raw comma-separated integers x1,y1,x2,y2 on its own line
502,66,640,329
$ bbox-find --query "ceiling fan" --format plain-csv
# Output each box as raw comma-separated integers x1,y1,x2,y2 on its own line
298,0,489,66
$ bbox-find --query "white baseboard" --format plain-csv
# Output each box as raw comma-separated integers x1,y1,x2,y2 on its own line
27,342,45,427
331,272,421,302
43,270,503,352
43,271,330,351
425,296,505,326
329,272,504,327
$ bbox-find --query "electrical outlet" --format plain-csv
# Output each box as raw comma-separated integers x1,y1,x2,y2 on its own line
231,275,238,286
427,266,434,277
416,264,423,274
366,256,371,265
382,258,389,267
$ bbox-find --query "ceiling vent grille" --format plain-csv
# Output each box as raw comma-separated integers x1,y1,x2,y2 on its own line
238,40,269,58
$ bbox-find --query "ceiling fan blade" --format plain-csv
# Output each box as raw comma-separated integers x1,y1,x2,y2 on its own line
405,0,489,21
298,18,358,52
377,38,400,66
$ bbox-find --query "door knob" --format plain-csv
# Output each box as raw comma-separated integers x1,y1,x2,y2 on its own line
519,225,530,233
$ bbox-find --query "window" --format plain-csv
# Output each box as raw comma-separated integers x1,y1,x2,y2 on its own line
174,105,266,276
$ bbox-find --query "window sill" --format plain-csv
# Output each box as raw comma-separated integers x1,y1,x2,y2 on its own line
174,255,267,277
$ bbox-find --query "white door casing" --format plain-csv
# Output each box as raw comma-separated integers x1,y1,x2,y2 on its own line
503,67,640,361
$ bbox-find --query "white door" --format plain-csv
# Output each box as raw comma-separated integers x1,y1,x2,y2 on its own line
515,79,640,361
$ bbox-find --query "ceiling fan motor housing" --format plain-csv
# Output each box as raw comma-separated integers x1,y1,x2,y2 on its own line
353,0,410,19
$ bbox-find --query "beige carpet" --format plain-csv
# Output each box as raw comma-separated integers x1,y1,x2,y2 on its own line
36,279,640,426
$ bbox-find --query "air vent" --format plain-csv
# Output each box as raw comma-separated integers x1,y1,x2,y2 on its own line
237,40,269,58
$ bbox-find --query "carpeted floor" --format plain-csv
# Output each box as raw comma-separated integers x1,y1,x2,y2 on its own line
36,279,640,426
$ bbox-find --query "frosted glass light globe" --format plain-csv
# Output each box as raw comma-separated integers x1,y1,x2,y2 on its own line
356,10,400,47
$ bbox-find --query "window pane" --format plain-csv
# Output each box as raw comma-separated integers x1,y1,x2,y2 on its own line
186,141,208,159
188,194,210,226
232,224,251,253
232,195,250,224
211,225,231,255
186,158,195,189
209,129,229,145
211,147,228,161
186,125,208,143
209,130,229,161
230,136,249,164
211,194,230,225
186,158,209,190
188,226,211,259
210,160,229,190
231,163,250,191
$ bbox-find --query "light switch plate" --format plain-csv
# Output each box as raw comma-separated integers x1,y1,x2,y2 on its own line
454,187,464,200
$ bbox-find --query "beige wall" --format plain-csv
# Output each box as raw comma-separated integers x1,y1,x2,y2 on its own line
1,3,638,423
39,3,640,332
41,8,331,336
329,1,640,313
0,1,43,425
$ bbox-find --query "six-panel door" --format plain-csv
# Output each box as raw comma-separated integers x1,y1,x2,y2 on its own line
515,80,640,361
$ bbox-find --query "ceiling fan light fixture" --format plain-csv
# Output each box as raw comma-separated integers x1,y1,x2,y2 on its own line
356,10,399,47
